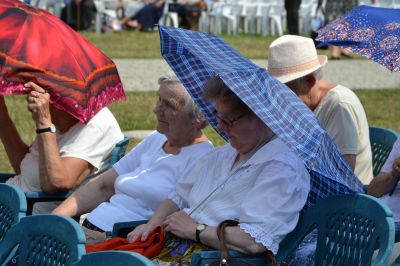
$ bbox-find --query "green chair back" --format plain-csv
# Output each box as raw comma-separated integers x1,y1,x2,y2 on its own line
276,193,395,266
72,251,154,266
0,184,26,240
369,126,398,176
0,214,85,266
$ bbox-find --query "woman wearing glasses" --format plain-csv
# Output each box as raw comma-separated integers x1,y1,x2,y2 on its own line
127,76,311,265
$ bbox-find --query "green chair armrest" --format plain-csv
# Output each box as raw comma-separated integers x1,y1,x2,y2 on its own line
190,250,268,266
111,220,148,238
0,172,15,183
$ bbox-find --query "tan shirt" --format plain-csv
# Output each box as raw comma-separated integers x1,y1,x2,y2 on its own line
314,85,373,184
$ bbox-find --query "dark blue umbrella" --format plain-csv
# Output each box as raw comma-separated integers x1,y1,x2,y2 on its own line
316,5,400,72
158,26,364,207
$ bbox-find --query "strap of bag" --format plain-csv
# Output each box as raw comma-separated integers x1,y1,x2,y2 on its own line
217,220,277,266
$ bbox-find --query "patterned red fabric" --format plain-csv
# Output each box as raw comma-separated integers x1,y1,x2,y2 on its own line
0,0,126,123
85,227,165,259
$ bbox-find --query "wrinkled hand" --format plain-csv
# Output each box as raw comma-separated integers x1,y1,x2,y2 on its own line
163,211,197,241
127,223,158,243
392,157,400,178
83,227,107,244
25,82,52,128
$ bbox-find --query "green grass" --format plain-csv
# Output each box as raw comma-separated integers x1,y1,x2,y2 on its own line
80,31,332,59
0,90,398,171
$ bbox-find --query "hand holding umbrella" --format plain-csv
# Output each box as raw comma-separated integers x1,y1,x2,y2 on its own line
25,82,52,129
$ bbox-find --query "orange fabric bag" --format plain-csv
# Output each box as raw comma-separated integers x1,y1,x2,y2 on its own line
85,226,165,259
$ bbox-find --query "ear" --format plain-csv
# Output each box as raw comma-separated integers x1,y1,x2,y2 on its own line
305,73,317,88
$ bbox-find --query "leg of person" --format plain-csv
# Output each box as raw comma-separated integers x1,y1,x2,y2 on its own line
284,0,301,35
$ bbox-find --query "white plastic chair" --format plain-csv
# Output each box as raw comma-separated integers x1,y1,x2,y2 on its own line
298,0,317,35
374,0,395,7
94,0,118,33
159,0,179,27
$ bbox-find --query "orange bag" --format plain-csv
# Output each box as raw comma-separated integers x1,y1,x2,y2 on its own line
85,226,165,259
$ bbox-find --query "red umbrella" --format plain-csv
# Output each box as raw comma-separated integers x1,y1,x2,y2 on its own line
0,0,126,123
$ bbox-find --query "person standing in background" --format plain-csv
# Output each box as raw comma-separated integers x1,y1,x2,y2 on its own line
284,0,301,35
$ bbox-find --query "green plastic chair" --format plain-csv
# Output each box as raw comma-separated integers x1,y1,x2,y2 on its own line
0,184,26,240
189,194,395,266
369,126,399,176
0,136,132,215
72,251,154,266
275,193,395,266
0,214,86,266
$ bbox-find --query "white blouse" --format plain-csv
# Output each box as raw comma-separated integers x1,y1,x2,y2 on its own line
169,137,310,254
87,131,214,231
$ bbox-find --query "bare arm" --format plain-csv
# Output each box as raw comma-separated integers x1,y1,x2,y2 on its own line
368,157,400,197
368,172,395,197
0,96,29,173
25,82,93,193
161,211,266,254
52,168,118,217
343,154,356,171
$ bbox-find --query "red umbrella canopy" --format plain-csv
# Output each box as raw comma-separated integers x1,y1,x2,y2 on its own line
0,0,126,123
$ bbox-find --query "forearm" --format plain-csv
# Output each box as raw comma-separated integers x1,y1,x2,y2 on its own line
199,226,266,254
37,133,78,192
149,199,180,226
0,115,29,173
53,168,117,216
368,172,395,197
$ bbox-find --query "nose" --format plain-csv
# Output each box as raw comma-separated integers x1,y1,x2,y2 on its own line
216,119,228,133
153,102,161,115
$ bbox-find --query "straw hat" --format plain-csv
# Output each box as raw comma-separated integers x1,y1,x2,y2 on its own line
267,35,328,84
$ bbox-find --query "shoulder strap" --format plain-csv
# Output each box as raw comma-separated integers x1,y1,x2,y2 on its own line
216,220,277,266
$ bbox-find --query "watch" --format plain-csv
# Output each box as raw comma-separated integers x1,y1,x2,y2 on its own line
196,224,208,244
36,124,57,134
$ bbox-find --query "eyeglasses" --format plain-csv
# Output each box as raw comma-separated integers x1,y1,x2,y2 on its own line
215,112,248,127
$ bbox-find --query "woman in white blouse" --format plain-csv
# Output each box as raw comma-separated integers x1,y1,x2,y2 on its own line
53,73,213,243
127,76,311,264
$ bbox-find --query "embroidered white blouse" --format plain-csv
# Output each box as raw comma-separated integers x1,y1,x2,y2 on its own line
169,137,311,254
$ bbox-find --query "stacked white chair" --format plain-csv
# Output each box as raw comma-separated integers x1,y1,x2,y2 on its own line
94,0,118,33
159,0,179,27
299,0,318,35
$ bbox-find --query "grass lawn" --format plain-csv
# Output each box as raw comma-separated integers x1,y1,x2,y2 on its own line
0,89,398,172
80,31,333,59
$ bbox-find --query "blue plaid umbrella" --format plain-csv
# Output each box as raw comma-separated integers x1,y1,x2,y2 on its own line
317,5,400,72
159,26,364,207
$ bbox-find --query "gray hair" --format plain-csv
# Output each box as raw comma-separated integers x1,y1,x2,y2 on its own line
158,72,207,129
202,76,252,115
290,68,323,90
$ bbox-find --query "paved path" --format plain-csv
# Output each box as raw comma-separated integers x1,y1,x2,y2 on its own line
114,59,400,92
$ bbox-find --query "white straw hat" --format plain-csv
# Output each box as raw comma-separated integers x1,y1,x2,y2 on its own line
267,35,328,84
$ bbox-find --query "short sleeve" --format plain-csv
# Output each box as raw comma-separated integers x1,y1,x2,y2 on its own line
113,132,160,175
59,122,122,170
238,156,310,254
324,103,358,155
381,138,400,173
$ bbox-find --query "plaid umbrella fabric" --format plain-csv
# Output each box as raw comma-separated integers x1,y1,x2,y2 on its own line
159,26,364,207
316,5,400,72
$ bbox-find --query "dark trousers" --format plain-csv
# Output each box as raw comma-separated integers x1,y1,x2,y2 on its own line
284,0,301,35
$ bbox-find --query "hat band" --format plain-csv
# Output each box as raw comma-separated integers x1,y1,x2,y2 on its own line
268,58,321,76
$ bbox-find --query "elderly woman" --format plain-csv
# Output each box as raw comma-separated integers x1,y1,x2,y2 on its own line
0,82,123,214
127,76,311,264
53,74,213,243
